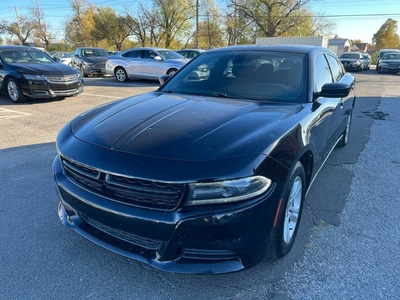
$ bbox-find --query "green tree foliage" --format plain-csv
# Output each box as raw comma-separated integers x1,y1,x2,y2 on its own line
373,18,400,49
92,7,132,50
154,0,194,48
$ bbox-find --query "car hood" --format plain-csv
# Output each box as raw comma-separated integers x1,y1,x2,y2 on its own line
340,58,359,62
71,92,302,161
10,62,78,75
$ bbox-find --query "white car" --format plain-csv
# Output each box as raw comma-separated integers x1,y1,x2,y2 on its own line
106,47,189,82
51,52,73,66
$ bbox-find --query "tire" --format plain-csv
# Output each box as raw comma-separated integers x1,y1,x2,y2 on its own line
167,68,178,76
7,78,27,103
269,161,305,258
115,67,128,82
337,113,352,147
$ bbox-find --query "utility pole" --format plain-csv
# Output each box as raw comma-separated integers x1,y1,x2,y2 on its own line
195,0,199,48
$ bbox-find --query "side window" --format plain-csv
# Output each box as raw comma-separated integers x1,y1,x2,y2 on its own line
314,53,333,92
143,50,156,59
326,54,344,82
123,50,141,58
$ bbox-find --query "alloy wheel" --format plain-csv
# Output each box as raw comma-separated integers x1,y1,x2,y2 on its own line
283,176,303,244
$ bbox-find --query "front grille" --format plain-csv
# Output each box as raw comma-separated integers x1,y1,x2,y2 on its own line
94,62,106,69
388,63,400,68
61,156,186,210
43,74,80,83
82,214,162,250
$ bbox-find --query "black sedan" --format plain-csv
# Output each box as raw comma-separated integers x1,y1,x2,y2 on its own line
71,47,109,77
339,52,364,72
0,46,83,103
377,52,400,74
53,45,356,274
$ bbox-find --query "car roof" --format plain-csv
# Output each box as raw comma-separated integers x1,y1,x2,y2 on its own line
0,45,38,50
206,44,334,55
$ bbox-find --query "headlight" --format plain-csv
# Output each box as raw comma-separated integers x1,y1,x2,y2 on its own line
186,176,272,205
23,74,44,80
83,61,94,66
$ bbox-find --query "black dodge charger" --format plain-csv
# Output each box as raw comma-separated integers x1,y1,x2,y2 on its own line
0,45,83,103
53,45,356,274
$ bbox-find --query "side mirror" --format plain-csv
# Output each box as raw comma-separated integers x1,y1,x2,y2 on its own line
159,74,170,85
314,83,351,100
154,56,162,61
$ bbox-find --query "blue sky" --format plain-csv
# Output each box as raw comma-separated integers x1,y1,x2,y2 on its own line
1,0,400,44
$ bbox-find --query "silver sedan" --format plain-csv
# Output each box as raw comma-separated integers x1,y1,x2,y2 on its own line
106,47,189,82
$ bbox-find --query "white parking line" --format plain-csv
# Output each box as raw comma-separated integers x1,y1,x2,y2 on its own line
0,108,31,119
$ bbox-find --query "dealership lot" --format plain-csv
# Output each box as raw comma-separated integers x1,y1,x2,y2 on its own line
1,71,399,299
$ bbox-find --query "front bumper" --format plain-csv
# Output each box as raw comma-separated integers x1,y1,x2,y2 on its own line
83,64,107,75
20,78,84,99
53,156,281,274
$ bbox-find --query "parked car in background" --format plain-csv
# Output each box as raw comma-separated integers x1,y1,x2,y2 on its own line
376,49,400,72
376,52,400,74
54,45,356,274
105,47,189,82
51,51,74,66
72,47,109,77
362,53,371,70
339,52,364,72
0,45,83,103
176,49,205,59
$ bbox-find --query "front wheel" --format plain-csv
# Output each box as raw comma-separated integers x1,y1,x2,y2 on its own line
269,161,305,258
7,78,27,103
167,68,178,76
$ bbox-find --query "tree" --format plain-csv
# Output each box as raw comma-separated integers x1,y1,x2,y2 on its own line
373,18,400,49
30,0,56,49
65,0,97,47
92,7,132,50
196,0,224,49
154,0,194,48
0,9,35,45
222,0,254,45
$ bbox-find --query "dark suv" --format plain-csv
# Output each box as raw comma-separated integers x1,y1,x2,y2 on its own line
71,47,109,77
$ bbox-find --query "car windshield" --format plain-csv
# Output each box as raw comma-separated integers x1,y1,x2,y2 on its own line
158,50,184,59
0,49,54,63
82,48,109,57
159,50,307,103
383,53,400,59
340,53,360,59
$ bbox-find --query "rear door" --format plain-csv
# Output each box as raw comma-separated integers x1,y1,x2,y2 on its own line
121,50,142,77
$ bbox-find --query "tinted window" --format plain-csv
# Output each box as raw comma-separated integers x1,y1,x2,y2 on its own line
122,50,141,58
160,50,307,103
314,53,333,92
326,54,344,82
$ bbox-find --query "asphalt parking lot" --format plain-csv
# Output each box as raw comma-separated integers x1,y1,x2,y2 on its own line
1,71,399,299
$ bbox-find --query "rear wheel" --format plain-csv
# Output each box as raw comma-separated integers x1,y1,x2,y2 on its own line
270,161,305,258
337,113,352,147
115,67,128,82
7,78,27,103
